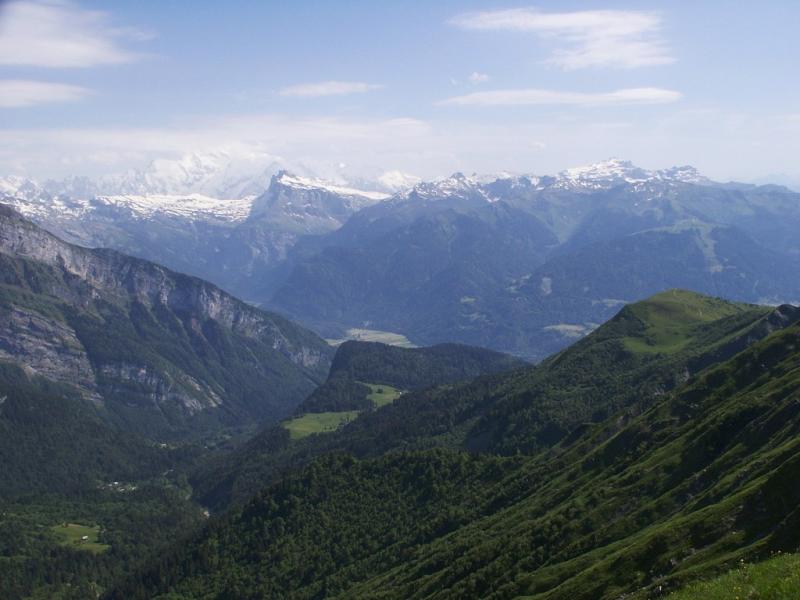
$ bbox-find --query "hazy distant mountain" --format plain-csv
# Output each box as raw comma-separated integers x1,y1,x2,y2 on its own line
5,158,800,360
0,168,392,300
269,160,800,359
4,150,419,201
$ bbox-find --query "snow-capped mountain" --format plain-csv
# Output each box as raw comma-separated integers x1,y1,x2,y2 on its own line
269,160,800,361
0,167,400,304
0,159,725,236
400,172,494,202
3,157,798,364
0,176,52,204
376,170,423,193
93,194,254,223
248,171,390,234
0,166,390,229
0,177,254,226
390,159,712,205
555,158,710,190
99,150,285,199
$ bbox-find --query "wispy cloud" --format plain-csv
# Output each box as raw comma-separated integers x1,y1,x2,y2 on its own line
279,81,384,98
468,72,490,85
439,87,682,107
449,8,673,69
0,0,149,68
0,79,91,107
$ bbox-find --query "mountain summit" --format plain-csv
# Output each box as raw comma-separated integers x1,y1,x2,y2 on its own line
557,158,710,189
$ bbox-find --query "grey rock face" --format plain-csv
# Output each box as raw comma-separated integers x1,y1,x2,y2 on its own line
0,205,334,439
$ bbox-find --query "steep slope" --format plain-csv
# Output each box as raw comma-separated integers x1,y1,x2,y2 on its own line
0,204,333,439
192,291,786,510
109,295,800,600
0,362,174,498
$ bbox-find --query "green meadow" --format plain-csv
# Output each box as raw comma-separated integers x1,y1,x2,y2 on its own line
51,523,109,554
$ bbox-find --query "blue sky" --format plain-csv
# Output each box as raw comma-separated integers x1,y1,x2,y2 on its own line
0,0,799,184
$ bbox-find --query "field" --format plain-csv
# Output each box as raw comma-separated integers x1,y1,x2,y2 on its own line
51,523,109,554
364,383,403,407
282,411,360,440
667,553,800,599
282,384,402,440
326,328,417,348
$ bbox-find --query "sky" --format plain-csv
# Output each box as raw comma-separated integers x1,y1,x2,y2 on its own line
0,0,799,185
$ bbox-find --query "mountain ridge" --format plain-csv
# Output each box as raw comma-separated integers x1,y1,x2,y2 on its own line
0,204,333,439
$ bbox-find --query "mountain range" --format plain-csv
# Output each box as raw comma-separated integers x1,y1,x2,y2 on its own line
270,160,800,359
5,158,800,360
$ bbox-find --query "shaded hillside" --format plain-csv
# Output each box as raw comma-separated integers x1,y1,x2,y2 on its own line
270,203,559,344
298,340,527,413
0,205,333,439
0,362,176,498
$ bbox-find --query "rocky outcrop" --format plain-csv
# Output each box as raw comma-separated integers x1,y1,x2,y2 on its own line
0,305,97,397
0,204,334,438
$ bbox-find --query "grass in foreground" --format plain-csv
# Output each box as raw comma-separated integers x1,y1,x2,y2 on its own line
50,523,109,554
667,553,800,599
282,411,360,440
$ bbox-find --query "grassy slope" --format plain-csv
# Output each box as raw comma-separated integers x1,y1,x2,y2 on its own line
620,289,755,354
466,289,776,454
112,292,800,599
282,411,361,440
192,292,781,511
51,523,109,554
666,553,800,599
281,384,402,439
364,383,403,407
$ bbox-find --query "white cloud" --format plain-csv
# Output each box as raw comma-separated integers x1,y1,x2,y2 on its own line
3,110,799,186
449,8,673,69
0,79,91,107
279,81,384,98
0,115,434,178
439,87,682,107
0,0,147,68
468,72,490,85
